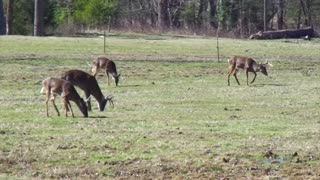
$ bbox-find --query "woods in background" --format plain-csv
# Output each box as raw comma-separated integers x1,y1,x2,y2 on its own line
1,0,320,37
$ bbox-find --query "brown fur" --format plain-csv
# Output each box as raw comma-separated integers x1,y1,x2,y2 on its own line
41,77,88,118
92,56,120,86
61,69,113,112
227,56,269,86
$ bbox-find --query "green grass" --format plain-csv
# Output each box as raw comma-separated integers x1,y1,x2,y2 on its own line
2,34,320,61
0,34,320,178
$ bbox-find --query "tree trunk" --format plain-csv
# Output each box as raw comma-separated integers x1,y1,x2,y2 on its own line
34,0,44,36
208,0,217,29
170,0,183,29
128,0,133,26
159,0,170,32
277,0,284,30
6,0,13,35
296,6,301,29
0,0,6,35
306,0,312,26
197,0,207,28
250,27,314,40
264,0,267,31
299,0,312,27
239,0,244,37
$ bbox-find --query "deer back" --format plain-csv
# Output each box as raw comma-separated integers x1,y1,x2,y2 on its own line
230,56,269,75
62,82,88,117
93,56,111,70
42,77,88,117
61,69,107,111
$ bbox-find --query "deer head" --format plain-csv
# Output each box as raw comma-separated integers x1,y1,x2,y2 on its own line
98,95,114,111
113,73,121,86
258,61,273,76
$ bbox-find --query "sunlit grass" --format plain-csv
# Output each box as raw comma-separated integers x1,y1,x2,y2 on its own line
0,35,320,178
1,34,320,61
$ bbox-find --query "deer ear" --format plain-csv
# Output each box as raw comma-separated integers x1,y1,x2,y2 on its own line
85,96,91,102
268,62,273,67
265,61,273,67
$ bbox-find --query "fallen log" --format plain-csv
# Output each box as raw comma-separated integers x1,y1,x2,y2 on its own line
249,27,314,40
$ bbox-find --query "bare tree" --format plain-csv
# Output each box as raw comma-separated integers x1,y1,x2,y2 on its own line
264,0,267,31
34,0,44,36
6,0,13,35
0,0,6,35
170,0,184,29
209,0,217,28
299,0,312,27
197,0,208,28
277,0,285,30
159,0,170,32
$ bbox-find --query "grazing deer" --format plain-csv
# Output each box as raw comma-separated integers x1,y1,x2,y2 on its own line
92,56,121,86
227,56,272,86
40,77,88,118
61,69,114,111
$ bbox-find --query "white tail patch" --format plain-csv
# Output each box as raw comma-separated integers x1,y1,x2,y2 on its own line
40,87,45,94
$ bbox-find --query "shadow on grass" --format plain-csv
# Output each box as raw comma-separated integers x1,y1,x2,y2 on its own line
87,116,109,119
251,83,289,87
119,84,141,87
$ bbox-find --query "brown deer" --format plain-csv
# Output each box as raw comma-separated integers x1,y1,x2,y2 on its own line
91,56,121,86
61,69,114,112
227,56,272,86
40,77,88,118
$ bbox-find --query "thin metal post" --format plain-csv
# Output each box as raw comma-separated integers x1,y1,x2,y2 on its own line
216,0,221,62
104,30,106,54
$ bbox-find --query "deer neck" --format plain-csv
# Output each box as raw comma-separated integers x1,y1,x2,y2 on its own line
251,63,260,72
91,89,105,105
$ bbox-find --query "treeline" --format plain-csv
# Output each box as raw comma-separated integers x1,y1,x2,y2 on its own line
1,0,320,37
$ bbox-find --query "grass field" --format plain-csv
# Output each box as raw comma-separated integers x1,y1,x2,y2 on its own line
0,34,320,179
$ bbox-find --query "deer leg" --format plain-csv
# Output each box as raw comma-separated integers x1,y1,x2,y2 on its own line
227,72,232,86
233,69,240,85
45,98,50,117
227,66,234,86
50,96,60,116
105,70,110,86
69,103,75,118
246,69,249,85
45,90,51,117
67,102,75,118
250,72,257,84
92,67,99,77
63,101,69,117
112,73,117,86
85,92,92,111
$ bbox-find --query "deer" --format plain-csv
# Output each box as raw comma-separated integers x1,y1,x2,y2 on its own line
40,77,88,118
227,56,273,86
60,69,114,112
91,56,121,86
